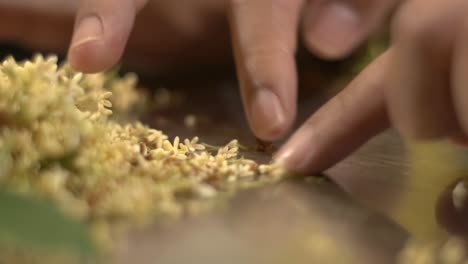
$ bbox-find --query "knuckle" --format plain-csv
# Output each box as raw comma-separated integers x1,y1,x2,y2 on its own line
243,46,290,87
244,46,290,66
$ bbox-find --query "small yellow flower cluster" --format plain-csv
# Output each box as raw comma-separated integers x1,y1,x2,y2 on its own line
0,55,285,225
398,238,468,264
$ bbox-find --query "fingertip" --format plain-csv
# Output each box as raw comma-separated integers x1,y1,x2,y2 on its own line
250,119,293,142
303,35,354,61
240,50,299,142
251,121,292,143
302,1,364,60
275,51,391,174
248,88,295,142
68,15,104,72
273,130,317,174
68,40,118,73
228,0,302,142
68,0,140,73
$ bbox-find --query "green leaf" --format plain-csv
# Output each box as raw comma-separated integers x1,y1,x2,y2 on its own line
0,190,95,256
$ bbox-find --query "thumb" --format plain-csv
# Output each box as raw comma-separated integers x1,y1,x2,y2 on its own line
302,0,399,59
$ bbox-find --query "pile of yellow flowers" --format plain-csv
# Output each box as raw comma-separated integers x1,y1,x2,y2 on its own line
0,55,284,227
2,54,467,264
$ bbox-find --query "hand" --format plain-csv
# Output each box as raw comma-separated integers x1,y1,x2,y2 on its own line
67,0,397,140
0,0,231,74
228,0,397,141
67,0,230,74
275,0,468,173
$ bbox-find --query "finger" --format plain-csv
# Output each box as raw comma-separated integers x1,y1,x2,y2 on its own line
68,0,148,73
387,0,464,140
229,0,304,141
452,16,468,136
436,178,468,237
302,0,398,59
274,50,391,174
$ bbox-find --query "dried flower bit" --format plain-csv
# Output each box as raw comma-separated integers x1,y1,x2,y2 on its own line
173,136,180,151
1,56,16,67
100,107,113,117
227,175,237,183
147,149,164,161
258,164,269,174
101,100,112,108
184,114,197,128
139,142,148,156
183,137,205,153
154,137,164,149
256,137,274,153
195,145,205,151
229,147,239,154
217,146,227,155
162,140,173,151
145,129,163,143
100,91,113,100
180,143,191,152
131,144,141,154
71,72,83,84
193,184,217,198
257,162,286,179
174,153,187,160
216,141,240,160
227,139,239,148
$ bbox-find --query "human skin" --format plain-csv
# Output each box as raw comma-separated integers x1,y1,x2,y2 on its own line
67,0,392,144
272,0,468,174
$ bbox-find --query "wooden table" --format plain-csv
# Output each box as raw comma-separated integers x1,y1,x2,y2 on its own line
110,69,468,263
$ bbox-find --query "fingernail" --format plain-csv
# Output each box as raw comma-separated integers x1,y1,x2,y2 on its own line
71,15,103,49
249,89,286,141
453,181,468,212
306,2,362,59
274,128,316,173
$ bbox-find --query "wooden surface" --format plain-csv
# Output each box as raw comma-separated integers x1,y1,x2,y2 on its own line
109,70,468,263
